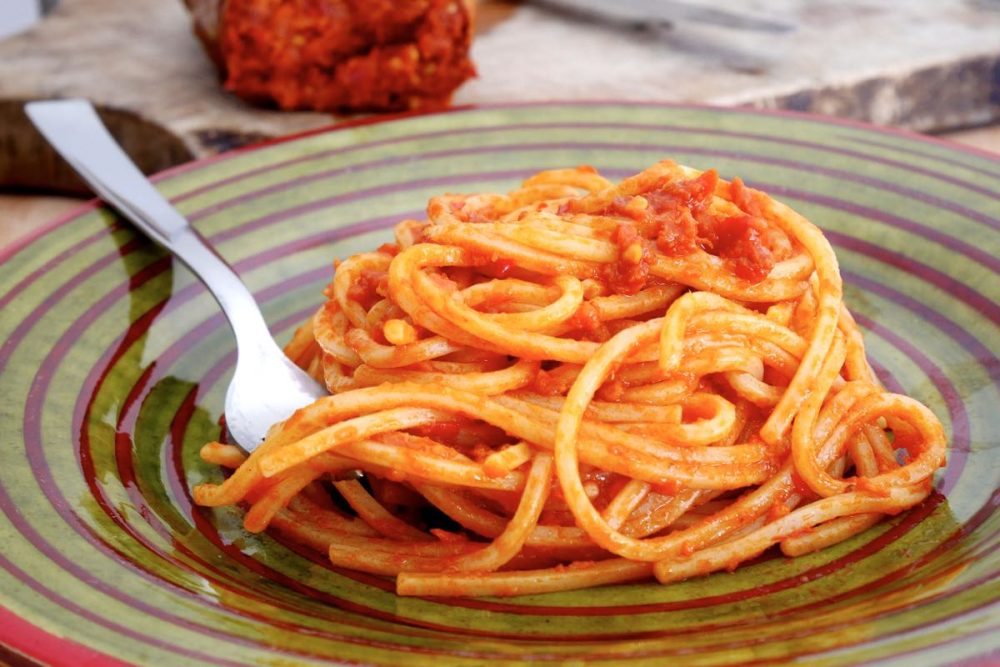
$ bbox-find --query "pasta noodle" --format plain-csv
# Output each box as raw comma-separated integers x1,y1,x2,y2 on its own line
194,160,947,597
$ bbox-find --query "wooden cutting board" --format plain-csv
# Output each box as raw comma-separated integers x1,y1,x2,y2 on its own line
2,0,999,193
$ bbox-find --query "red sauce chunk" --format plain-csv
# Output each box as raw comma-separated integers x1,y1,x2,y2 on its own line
587,168,775,284
655,207,699,256
605,222,651,295
346,269,387,307
667,169,718,215
482,258,515,279
705,214,776,283
568,301,601,333
730,177,766,217
647,171,775,283
377,242,400,256
649,170,718,256
199,0,476,112
599,196,643,222
409,421,462,442
530,369,564,396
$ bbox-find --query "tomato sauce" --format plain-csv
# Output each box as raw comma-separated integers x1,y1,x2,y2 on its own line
204,0,476,112
730,177,766,217
591,170,775,284
346,269,387,308
482,258,515,279
377,242,401,256
603,222,652,295
704,214,776,283
568,301,601,333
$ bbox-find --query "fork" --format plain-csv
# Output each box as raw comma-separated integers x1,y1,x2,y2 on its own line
26,99,327,452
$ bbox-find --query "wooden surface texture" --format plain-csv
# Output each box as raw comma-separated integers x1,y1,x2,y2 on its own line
1,0,999,192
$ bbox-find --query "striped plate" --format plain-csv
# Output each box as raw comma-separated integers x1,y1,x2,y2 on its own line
1,103,998,666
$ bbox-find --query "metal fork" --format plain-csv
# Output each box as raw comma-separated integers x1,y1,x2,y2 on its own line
26,99,326,452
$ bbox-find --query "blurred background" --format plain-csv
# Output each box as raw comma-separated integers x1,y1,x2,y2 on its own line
1,0,998,250
0,0,42,37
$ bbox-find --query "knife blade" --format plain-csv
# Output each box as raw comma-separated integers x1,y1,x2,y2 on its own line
535,0,796,34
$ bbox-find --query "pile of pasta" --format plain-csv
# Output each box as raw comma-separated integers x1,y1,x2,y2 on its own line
194,160,947,597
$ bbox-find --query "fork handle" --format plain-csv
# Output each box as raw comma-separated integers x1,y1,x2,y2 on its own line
26,99,275,352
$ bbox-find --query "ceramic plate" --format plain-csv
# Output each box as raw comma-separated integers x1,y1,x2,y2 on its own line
1,103,998,666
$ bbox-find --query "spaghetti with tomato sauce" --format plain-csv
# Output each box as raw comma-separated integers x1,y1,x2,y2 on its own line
194,160,947,597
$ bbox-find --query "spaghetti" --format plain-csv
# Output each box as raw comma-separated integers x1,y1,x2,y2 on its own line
194,160,947,597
